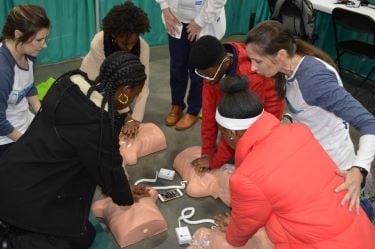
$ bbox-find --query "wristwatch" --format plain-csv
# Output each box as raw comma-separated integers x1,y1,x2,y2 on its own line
351,166,368,178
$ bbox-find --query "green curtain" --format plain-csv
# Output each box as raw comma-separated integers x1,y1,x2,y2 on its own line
0,0,265,64
1,0,95,64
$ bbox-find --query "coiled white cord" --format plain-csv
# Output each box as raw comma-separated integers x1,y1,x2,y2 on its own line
134,171,187,190
178,207,217,228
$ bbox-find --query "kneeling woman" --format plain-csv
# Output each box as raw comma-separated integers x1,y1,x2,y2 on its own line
0,52,147,249
215,75,375,248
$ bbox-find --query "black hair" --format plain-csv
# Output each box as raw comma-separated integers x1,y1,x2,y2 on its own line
102,1,150,58
92,51,146,111
189,35,226,70
1,4,50,45
103,1,150,38
218,75,263,119
89,51,146,192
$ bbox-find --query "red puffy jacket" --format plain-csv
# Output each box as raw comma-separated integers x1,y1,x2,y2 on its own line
201,42,285,168
227,112,375,248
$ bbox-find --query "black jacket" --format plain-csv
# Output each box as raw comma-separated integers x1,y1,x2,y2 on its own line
0,71,134,237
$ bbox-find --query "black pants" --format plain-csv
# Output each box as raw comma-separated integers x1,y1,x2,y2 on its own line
0,220,95,249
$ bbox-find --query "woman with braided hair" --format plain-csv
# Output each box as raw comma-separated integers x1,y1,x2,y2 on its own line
0,51,149,249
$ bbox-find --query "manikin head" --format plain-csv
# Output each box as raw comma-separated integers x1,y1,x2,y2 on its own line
173,146,231,206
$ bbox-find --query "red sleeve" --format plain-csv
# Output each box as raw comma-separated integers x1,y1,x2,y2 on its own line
226,173,272,247
201,83,221,156
209,137,234,168
249,75,285,120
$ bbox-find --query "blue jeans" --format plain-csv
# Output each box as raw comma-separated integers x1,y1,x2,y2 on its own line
168,23,202,116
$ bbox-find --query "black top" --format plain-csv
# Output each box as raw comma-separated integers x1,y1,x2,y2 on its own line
0,71,134,237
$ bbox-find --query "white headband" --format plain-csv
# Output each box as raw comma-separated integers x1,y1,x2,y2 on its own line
215,109,263,130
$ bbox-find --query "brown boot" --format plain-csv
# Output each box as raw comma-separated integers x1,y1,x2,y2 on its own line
175,113,199,130
165,105,183,126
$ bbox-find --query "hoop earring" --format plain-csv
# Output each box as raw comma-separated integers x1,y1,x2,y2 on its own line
118,93,128,105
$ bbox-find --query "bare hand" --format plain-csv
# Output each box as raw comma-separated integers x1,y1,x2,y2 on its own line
131,185,150,202
120,119,140,139
335,167,363,213
162,8,181,37
191,155,211,175
214,212,231,232
187,21,202,42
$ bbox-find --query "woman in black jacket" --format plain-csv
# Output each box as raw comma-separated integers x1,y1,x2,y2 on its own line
0,51,147,249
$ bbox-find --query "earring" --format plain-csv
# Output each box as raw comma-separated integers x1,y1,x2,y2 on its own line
229,136,234,141
118,93,128,105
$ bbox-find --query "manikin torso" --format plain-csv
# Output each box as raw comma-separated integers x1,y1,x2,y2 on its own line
119,123,167,165
91,188,167,248
174,146,275,249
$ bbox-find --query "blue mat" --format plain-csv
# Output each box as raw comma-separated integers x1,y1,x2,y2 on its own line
89,214,118,249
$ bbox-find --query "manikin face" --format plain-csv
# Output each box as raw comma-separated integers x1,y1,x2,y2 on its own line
113,33,139,53
246,44,280,78
17,28,49,57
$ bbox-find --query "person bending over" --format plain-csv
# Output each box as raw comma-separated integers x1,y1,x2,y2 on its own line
189,35,285,174
80,1,150,138
0,52,148,249
214,75,375,248
245,20,375,213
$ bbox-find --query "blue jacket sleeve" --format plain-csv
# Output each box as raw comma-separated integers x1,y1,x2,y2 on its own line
0,57,15,136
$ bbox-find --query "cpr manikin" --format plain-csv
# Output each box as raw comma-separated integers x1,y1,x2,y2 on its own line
119,123,167,165
173,146,231,206
174,146,275,249
187,227,274,249
91,188,167,248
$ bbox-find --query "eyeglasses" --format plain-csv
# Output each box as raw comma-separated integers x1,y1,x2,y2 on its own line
195,57,228,81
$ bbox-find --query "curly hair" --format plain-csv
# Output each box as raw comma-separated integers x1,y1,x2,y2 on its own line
1,4,50,45
102,1,150,38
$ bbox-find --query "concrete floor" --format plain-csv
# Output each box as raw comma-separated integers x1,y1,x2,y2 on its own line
34,35,375,249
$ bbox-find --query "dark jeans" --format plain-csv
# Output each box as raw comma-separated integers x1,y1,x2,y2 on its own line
0,219,95,249
0,143,14,158
168,23,202,116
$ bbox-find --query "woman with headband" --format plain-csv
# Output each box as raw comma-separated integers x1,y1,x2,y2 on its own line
214,75,375,248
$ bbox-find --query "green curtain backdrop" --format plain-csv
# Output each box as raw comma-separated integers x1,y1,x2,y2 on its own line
0,0,264,64
1,0,95,64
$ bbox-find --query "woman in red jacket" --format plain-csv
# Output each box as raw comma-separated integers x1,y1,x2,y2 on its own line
214,75,375,248
189,35,285,174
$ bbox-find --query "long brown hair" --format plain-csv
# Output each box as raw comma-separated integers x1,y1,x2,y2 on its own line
1,4,50,46
245,20,337,98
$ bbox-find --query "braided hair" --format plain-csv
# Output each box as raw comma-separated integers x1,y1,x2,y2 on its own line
88,51,146,188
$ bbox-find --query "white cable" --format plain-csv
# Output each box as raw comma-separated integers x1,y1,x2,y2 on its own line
134,171,158,185
134,171,187,190
152,181,187,190
178,207,217,227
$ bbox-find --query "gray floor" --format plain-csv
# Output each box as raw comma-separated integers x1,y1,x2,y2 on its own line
35,35,375,249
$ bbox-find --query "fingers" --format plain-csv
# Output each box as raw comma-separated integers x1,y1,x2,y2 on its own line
335,182,348,193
